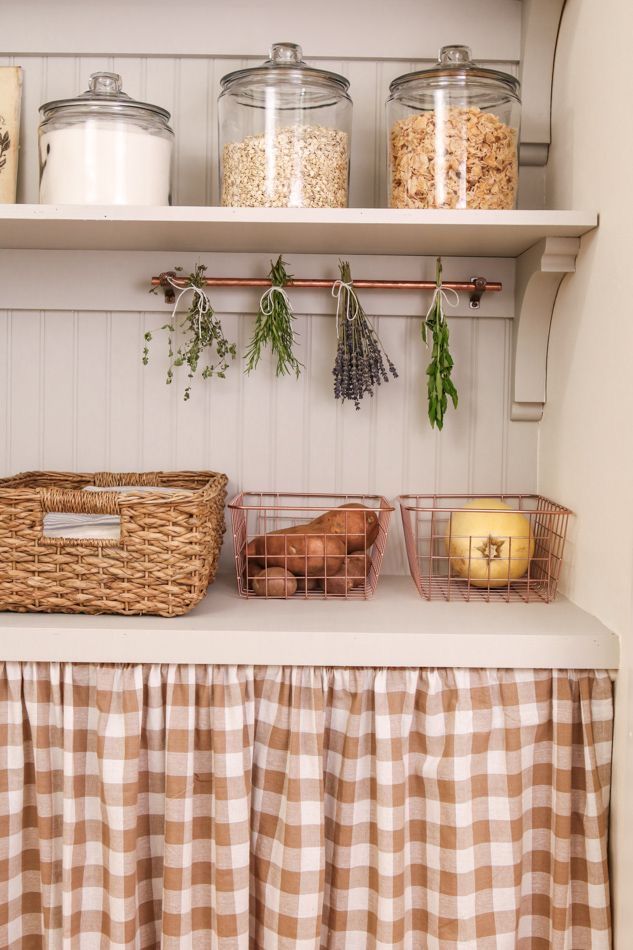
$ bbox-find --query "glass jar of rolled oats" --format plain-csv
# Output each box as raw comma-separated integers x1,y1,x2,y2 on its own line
387,46,521,210
219,43,352,208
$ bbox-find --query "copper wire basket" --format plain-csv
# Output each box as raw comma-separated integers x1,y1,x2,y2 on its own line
399,493,571,603
229,492,394,599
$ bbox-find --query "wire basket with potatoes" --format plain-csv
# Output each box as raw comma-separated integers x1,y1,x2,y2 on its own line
229,492,394,599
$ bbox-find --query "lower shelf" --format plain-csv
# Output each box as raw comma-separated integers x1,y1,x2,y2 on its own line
0,575,619,668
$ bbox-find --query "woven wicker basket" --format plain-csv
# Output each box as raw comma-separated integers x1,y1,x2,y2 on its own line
0,470,227,616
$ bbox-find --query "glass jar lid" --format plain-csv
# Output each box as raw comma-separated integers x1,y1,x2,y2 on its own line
389,45,520,98
220,43,351,98
39,72,173,127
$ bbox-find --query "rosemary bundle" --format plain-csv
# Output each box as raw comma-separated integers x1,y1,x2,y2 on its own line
244,256,302,377
144,264,236,401
422,258,458,429
332,260,398,410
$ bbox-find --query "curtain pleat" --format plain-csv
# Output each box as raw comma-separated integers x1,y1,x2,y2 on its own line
0,664,612,949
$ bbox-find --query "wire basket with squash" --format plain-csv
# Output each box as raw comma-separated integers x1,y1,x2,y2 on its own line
399,493,571,603
229,492,394,599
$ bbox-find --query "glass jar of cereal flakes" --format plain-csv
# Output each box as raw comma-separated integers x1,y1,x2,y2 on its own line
387,46,521,210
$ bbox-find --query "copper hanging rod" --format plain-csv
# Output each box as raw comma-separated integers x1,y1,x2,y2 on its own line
152,273,502,309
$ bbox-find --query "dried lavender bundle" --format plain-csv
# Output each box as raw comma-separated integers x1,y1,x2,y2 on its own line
332,260,398,410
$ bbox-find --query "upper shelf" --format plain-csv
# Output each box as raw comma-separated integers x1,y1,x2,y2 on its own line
0,206,598,258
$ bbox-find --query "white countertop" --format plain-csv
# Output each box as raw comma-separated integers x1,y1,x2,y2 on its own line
0,574,618,668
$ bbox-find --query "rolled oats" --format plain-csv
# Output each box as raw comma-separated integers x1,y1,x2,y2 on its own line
390,106,518,210
222,124,349,208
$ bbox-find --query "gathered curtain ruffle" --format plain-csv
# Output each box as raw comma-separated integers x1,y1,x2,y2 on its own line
0,664,613,949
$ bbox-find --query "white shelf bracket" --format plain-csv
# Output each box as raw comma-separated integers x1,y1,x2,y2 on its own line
511,236,580,422
518,0,566,166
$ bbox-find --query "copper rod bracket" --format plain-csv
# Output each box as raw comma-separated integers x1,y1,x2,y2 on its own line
468,277,488,310
158,271,178,304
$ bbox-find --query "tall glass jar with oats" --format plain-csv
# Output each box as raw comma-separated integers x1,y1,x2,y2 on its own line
219,43,352,208
387,46,521,210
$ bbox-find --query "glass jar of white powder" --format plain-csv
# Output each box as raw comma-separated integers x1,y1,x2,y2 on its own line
38,72,173,205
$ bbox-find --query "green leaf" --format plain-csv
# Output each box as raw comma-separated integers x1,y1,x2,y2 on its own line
421,256,458,431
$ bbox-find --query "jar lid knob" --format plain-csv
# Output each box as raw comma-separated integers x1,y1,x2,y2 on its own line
88,72,123,95
269,42,304,65
438,45,472,65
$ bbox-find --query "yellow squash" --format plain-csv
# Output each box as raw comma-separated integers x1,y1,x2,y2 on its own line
445,499,535,588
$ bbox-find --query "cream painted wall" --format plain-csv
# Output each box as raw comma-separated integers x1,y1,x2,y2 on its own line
542,0,633,942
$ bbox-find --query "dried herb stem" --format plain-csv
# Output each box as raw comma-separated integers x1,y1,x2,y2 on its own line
244,256,302,377
144,264,236,401
422,257,458,429
332,260,398,410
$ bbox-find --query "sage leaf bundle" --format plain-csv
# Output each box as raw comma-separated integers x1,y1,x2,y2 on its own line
145,264,236,401
244,256,302,377
332,260,398,410
422,257,459,429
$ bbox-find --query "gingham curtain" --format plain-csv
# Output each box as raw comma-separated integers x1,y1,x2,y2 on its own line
0,664,612,950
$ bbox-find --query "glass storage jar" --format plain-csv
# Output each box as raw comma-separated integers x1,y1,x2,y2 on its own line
219,43,352,208
38,72,173,205
387,46,521,210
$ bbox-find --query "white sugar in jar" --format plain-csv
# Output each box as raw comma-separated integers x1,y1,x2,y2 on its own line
38,72,173,205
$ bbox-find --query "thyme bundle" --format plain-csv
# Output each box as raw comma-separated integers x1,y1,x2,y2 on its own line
144,264,236,401
422,258,459,429
332,260,398,410
244,255,302,377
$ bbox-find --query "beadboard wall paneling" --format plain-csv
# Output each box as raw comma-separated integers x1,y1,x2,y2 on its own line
0,53,527,208
0,309,537,574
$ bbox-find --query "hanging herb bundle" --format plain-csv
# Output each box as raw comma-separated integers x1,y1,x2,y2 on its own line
145,264,236,401
332,260,398,410
422,258,459,429
244,256,302,377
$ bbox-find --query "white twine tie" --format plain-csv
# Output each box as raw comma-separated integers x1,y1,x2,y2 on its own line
424,285,459,344
331,279,360,334
165,275,211,342
259,285,292,316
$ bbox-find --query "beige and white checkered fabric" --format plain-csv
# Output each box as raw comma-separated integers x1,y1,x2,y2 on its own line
0,664,612,949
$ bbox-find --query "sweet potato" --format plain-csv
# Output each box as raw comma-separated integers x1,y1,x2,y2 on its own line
253,568,297,598
252,532,346,577
295,576,321,593
308,504,380,553
249,503,380,566
319,553,371,596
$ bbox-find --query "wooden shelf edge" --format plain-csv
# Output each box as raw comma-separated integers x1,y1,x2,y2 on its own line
0,206,599,257
0,575,619,669
0,205,599,223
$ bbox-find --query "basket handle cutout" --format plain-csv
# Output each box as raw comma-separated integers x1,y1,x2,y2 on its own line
39,487,121,515
39,487,124,546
